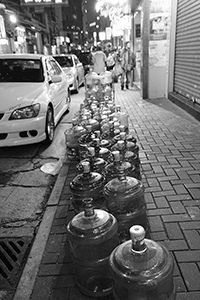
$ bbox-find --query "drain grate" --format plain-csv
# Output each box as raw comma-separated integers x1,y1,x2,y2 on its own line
0,237,33,290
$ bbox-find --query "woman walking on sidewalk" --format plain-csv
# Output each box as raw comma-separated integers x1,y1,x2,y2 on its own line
92,45,107,74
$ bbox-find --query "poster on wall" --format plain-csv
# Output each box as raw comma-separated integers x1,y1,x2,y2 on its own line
149,0,170,67
149,40,167,67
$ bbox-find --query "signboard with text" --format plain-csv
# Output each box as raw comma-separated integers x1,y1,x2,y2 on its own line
21,0,69,6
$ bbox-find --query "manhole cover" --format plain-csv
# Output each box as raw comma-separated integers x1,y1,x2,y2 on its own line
0,237,33,290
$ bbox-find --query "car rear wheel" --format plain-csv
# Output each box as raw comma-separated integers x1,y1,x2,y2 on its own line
74,78,79,94
45,106,55,144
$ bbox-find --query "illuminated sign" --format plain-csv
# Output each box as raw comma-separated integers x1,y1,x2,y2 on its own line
0,15,6,39
21,0,69,6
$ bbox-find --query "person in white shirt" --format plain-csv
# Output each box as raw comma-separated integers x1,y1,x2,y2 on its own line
92,45,107,74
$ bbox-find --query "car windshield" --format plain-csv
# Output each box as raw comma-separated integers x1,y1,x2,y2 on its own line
0,59,44,83
54,56,73,68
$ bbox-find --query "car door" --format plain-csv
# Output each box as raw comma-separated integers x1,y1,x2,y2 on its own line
45,58,68,123
74,55,84,85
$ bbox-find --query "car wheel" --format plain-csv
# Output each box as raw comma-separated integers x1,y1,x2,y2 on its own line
74,78,79,94
45,106,54,144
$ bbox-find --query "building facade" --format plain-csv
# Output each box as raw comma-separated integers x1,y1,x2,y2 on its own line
0,0,84,55
131,0,200,121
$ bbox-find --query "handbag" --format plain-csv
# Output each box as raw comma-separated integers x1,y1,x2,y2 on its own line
113,63,123,77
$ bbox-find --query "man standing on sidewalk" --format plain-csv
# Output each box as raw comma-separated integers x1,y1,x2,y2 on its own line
120,41,136,90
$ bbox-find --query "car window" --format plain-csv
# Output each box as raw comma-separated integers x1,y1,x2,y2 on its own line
50,59,62,75
53,56,73,67
0,59,44,82
74,56,79,65
45,58,61,76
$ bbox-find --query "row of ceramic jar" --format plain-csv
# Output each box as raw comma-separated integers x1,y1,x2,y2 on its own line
67,200,176,300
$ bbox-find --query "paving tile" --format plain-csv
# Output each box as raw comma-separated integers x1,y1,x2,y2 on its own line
167,194,192,202
31,276,54,300
162,214,191,222
45,234,64,253
176,291,200,300
154,196,169,208
164,168,177,176
173,185,189,194
165,223,184,240
160,181,173,190
169,201,186,214
39,262,74,276
179,263,200,291
148,216,164,231
174,250,200,262
50,288,70,300
187,188,200,199
186,207,200,220
174,276,187,292
161,239,188,251
183,230,200,249
150,231,167,241
147,208,172,216
52,275,75,289
180,221,200,230
152,190,176,197
182,200,200,206
144,192,154,203
147,177,159,186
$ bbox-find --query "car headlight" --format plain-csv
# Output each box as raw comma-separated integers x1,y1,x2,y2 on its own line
66,73,74,80
9,104,40,120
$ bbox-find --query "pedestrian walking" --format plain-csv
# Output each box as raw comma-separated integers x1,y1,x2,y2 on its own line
92,45,107,74
120,41,136,90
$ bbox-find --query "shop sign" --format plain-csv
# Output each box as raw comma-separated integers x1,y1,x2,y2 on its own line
20,0,69,6
0,15,6,39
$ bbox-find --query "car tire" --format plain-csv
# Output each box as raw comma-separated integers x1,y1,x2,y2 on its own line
74,78,79,94
45,106,55,144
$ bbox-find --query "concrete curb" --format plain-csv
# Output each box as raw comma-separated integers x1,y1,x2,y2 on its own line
13,157,70,300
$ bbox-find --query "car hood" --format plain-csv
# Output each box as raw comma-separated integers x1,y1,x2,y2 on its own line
0,82,45,112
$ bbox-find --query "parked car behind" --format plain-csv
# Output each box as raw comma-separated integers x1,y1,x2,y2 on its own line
53,54,85,93
0,53,71,147
78,51,93,75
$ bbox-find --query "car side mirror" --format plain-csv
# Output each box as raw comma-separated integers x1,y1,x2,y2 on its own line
49,75,62,84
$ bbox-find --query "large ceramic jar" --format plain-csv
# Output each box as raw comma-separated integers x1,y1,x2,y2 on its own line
67,198,119,297
70,161,106,213
109,225,176,300
104,165,149,242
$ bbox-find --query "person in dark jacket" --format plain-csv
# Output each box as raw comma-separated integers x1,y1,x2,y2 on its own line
120,41,136,90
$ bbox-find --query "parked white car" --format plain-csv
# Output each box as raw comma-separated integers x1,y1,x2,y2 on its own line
0,53,71,147
53,54,85,93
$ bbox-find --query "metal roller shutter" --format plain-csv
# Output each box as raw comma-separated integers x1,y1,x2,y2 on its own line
174,0,200,104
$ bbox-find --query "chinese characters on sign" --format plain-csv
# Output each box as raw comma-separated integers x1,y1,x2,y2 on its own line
21,0,69,5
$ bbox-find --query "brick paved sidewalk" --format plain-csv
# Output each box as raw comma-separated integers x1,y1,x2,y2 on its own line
19,84,200,300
